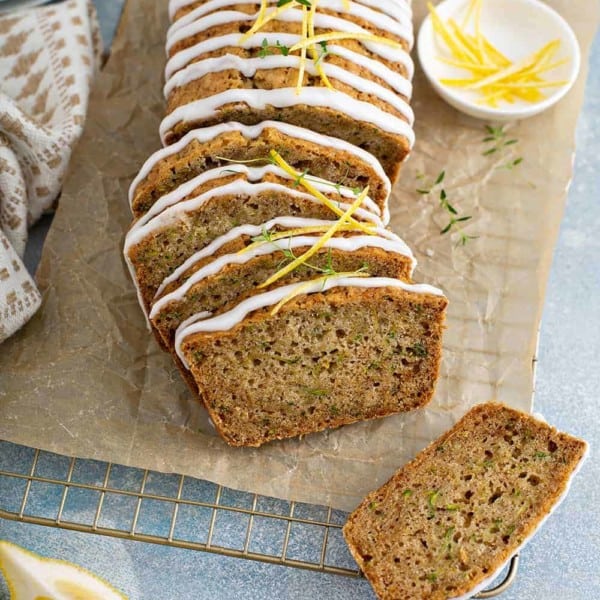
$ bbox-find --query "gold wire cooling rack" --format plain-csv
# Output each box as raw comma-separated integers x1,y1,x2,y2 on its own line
0,445,519,597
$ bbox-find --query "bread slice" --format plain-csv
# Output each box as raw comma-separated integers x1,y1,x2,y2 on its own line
124,179,386,312
150,231,416,347
129,121,391,218
342,403,588,600
176,276,447,447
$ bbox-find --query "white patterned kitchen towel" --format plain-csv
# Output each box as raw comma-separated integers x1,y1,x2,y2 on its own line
0,0,102,343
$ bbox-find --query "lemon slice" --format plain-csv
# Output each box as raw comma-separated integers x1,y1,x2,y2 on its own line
0,541,127,600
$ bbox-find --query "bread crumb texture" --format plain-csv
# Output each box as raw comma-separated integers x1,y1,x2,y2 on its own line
342,402,587,600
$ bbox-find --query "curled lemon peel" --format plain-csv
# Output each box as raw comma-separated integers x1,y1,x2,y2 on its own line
239,1,297,43
297,4,309,94
258,187,369,289
429,0,569,106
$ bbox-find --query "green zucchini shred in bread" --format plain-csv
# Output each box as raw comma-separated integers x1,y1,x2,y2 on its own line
342,403,588,600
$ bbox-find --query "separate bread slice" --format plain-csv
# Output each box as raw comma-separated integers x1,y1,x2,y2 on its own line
342,403,588,600
176,276,447,447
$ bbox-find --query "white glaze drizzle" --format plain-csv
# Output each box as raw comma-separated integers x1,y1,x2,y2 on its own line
169,0,412,30
150,232,416,321
128,120,391,207
153,215,408,298
449,441,590,600
159,88,415,147
125,179,385,255
133,164,385,232
163,54,412,113
166,6,413,54
164,32,413,81
175,275,445,366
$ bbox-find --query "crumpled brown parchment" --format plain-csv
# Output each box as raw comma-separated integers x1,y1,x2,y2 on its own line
0,0,597,511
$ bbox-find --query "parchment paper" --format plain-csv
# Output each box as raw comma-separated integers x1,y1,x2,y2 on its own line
0,1,597,511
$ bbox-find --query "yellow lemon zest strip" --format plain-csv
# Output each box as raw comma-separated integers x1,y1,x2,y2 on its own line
237,225,359,255
258,188,369,289
269,150,376,234
428,3,477,63
271,272,370,315
524,58,570,77
239,0,298,43
491,80,569,89
447,19,483,64
439,77,482,86
308,0,334,89
296,4,309,94
480,37,511,67
437,56,497,74
461,0,479,28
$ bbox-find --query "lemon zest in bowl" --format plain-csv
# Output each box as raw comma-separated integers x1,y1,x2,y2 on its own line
429,0,569,106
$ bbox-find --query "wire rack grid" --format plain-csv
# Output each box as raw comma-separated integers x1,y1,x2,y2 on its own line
0,440,518,597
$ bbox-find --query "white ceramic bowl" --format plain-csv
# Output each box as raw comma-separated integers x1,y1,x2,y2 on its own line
417,0,581,121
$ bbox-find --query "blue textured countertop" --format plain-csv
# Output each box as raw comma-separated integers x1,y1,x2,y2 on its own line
1,2,599,599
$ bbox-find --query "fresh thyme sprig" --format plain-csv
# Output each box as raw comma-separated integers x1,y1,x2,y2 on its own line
416,169,445,195
416,170,477,244
482,125,518,156
278,0,312,6
259,38,291,58
482,125,524,170
498,157,524,170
